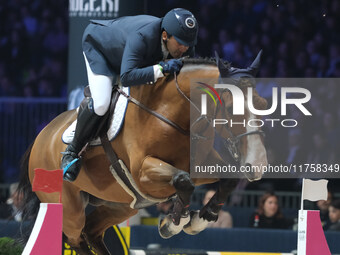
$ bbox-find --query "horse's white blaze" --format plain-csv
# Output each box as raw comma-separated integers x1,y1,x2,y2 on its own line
243,95,267,181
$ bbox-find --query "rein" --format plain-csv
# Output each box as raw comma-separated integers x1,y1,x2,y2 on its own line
174,73,213,140
116,86,190,136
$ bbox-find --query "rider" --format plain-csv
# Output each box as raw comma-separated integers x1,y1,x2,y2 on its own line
62,8,199,182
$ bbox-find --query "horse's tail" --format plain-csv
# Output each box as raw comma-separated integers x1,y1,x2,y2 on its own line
16,141,40,242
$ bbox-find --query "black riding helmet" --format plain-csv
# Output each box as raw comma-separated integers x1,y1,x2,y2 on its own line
161,8,198,47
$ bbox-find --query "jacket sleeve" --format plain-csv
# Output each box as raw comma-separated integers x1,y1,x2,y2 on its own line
120,33,155,87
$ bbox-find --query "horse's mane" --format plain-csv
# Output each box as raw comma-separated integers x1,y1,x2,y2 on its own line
181,57,230,72
182,57,217,66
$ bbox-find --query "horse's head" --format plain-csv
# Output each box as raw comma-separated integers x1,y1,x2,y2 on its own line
215,51,268,181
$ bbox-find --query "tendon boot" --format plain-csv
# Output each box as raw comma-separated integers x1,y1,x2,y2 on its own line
62,98,102,182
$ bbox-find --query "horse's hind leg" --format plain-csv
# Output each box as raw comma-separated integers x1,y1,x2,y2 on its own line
183,178,239,235
138,156,195,239
83,203,137,255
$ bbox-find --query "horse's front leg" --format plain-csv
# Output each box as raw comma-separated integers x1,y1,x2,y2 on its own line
139,156,194,239
184,178,239,235
183,148,240,235
158,170,195,238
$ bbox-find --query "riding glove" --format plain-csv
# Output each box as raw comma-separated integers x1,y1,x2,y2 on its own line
159,59,183,74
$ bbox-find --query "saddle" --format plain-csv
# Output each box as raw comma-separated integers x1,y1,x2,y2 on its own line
62,85,129,146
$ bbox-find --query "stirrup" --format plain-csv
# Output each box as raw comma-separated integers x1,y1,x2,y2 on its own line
63,157,80,175
61,147,82,180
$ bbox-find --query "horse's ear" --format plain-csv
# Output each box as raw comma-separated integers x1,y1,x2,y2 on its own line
247,50,263,77
215,51,229,77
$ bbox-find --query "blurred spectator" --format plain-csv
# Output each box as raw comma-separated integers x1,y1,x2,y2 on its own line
68,86,85,110
37,79,55,97
317,191,333,230
323,112,338,153
328,200,340,231
43,18,67,54
0,0,68,97
0,195,12,219
306,133,332,164
2,183,23,221
203,190,233,228
285,129,305,165
0,77,16,96
2,0,339,99
249,192,293,229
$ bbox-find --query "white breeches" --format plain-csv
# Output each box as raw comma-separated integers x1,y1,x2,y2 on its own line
83,52,113,116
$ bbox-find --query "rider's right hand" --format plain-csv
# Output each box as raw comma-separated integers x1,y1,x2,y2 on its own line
159,59,183,74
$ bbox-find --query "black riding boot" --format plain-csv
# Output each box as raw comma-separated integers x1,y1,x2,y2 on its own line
62,98,102,182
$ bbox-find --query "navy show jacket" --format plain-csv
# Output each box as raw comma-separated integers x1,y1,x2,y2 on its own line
82,15,194,87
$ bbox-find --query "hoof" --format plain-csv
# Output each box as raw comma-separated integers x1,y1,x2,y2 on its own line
183,211,209,235
158,214,190,239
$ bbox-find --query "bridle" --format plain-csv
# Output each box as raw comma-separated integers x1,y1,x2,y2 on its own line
174,73,265,163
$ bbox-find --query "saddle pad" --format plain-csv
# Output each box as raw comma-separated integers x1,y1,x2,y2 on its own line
62,86,129,146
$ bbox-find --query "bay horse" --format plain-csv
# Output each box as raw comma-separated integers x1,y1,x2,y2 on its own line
17,52,267,254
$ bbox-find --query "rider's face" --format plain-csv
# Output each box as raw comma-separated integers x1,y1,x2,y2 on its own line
162,31,189,59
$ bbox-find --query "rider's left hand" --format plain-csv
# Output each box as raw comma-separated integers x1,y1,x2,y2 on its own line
159,59,183,74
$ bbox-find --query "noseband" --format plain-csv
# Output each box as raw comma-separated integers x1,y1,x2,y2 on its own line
222,128,265,162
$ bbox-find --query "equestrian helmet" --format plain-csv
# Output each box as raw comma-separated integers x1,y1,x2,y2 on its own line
161,8,198,47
